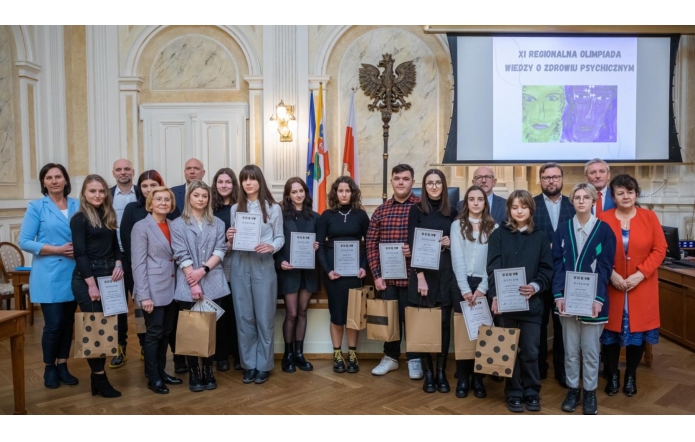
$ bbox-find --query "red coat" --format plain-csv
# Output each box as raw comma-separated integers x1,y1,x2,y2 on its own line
598,208,667,333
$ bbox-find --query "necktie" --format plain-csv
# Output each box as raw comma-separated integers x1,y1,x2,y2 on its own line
596,191,603,216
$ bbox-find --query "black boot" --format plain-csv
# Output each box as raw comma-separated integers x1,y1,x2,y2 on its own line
422,356,436,394
623,372,637,396
188,365,204,392
294,340,313,371
583,389,598,415
57,362,79,385
202,360,217,390
90,373,121,398
435,354,450,393
471,373,487,398
44,364,60,389
281,342,296,373
604,370,620,396
561,387,581,412
455,360,468,398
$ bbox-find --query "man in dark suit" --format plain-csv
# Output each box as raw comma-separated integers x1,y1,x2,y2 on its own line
457,166,507,224
533,162,575,389
171,158,206,213
584,158,615,215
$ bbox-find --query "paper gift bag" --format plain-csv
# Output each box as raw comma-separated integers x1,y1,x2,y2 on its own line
366,298,400,342
174,310,217,357
133,301,147,334
405,307,442,353
453,313,477,360
73,312,119,359
473,325,520,378
346,285,375,330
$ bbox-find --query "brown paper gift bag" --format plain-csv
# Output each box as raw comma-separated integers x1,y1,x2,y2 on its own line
73,312,119,359
405,307,442,353
366,298,400,342
175,310,217,357
346,285,375,330
453,313,477,360
473,325,520,378
133,301,147,334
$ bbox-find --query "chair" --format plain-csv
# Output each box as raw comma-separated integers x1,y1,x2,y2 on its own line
0,242,33,325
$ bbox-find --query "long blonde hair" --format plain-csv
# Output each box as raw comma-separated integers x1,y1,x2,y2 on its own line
78,174,117,229
181,180,214,224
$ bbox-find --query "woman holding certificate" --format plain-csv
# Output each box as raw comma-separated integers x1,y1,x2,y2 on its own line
276,177,320,373
70,174,124,398
170,180,230,392
552,183,616,414
450,185,497,399
317,176,370,374
131,187,183,394
487,190,553,413
228,165,284,385
598,174,667,397
407,169,458,394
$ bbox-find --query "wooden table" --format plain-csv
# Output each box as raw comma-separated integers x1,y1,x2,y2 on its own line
658,262,695,351
6,270,31,325
0,310,30,414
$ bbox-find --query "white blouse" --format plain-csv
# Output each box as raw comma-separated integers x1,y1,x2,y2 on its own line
450,220,496,295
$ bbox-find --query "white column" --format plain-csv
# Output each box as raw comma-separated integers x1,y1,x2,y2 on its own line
243,75,263,166
16,61,41,199
119,76,142,174
86,25,121,179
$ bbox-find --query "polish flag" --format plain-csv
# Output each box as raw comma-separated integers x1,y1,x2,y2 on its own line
342,92,360,184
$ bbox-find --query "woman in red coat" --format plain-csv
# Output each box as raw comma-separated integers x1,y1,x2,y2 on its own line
598,174,666,397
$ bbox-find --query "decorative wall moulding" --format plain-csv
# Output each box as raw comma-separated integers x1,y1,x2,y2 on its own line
15,61,41,80
119,76,144,92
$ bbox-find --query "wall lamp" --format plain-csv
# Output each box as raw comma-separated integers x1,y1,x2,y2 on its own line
269,100,296,142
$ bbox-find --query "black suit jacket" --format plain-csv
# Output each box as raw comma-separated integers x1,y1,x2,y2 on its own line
110,184,140,200
171,184,186,219
457,193,507,225
532,194,576,245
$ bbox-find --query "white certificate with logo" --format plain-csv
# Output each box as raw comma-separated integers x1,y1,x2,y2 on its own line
193,296,225,321
98,276,128,317
411,228,442,270
379,243,407,280
334,241,360,276
564,271,597,317
233,212,262,251
290,232,316,269
461,297,494,341
494,267,529,313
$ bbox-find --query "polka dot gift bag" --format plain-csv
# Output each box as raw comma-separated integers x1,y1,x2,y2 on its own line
473,325,520,378
73,307,118,359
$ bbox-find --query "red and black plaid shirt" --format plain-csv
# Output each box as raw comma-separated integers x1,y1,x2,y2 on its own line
366,193,420,287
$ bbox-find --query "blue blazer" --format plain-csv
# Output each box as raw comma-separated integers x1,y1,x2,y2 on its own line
592,189,616,214
18,196,79,303
456,193,507,225
532,194,576,245
171,184,186,218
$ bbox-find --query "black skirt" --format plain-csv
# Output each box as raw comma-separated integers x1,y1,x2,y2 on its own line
323,274,361,326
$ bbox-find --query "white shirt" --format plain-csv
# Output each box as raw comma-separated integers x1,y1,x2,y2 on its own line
60,209,68,218
573,214,597,257
450,220,496,295
113,185,137,251
230,200,285,253
543,193,562,231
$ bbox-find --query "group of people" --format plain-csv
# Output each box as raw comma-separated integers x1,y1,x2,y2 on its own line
17,156,666,415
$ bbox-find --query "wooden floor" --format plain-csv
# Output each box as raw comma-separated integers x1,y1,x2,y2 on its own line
2,309,695,415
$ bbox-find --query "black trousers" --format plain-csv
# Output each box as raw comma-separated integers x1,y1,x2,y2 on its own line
539,290,565,377
213,294,233,362
382,285,416,361
178,301,213,368
143,301,177,383
500,315,542,399
40,301,77,365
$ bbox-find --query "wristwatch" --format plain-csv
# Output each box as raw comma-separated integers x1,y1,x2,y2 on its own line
202,265,210,274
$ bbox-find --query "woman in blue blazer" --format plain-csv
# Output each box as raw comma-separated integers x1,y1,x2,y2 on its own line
18,163,80,389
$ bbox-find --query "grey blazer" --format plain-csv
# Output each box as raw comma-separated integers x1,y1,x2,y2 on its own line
170,216,230,302
131,215,176,307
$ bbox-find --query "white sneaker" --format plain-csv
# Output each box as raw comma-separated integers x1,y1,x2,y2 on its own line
371,356,399,376
408,358,424,380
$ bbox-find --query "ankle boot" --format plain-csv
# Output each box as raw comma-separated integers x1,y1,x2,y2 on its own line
294,340,313,371
435,354,450,393
604,370,620,396
202,360,217,390
422,356,436,394
471,373,487,398
44,364,60,389
623,372,637,396
281,342,296,373
188,366,204,392
583,389,598,415
57,362,79,385
90,373,121,398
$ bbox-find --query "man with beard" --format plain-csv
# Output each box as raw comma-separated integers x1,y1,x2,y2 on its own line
533,162,575,388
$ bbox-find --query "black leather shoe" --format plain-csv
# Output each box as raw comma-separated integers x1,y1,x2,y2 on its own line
604,370,620,396
507,397,524,413
109,345,126,368
174,355,188,374
455,377,469,398
243,369,258,384
281,343,296,373
161,372,183,385
188,367,205,392
254,370,270,384
472,374,487,398
583,389,598,415
216,360,230,372
57,363,79,385
347,351,360,374
435,368,450,393
294,340,314,371
524,395,541,412
561,387,581,412
423,370,437,394
148,380,170,394
202,364,217,390
623,373,637,396
333,351,346,373
44,364,60,389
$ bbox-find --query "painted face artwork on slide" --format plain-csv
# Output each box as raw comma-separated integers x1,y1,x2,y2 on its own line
562,85,618,143
521,85,566,142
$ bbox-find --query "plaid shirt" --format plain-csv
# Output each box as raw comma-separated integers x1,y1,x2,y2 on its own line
366,193,420,286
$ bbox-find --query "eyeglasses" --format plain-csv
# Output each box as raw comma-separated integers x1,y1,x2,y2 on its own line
425,181,443,188
473,175,494,181
541,175,562,183
153,197,172,203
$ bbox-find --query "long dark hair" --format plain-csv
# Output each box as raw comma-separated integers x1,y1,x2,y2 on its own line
455,185,496,243
415,169,451,216
39,163,72,197
282,177,313,219
211,167,239,212
506,189,536,233
237,165,276,223
135,170,164,206
327,176,361,212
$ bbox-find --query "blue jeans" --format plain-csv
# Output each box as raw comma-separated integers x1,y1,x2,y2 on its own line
41,301,77,364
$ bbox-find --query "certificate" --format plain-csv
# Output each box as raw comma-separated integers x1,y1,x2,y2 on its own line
411,228,442,270
334,241,360,276
233,212,262,251
564,271,598,317
494,267,529,313
192,296,225,321
290,232,316,269
97,276,128,317
461,297,494,341
379,243,407,280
